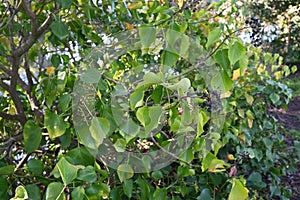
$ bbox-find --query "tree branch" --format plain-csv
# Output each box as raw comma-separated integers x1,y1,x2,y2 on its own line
0,112,20,121
12,4,59,57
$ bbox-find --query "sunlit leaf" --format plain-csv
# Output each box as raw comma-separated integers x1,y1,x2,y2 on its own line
45,110,67,140
56,157,78,185
228,178,249,200
228,41,246,65
45,182,65,200
50,21,69,40
206,28,221,48
117,164,134,182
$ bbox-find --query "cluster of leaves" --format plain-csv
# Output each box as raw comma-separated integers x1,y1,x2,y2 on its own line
0,0,298,199
220,49,297,199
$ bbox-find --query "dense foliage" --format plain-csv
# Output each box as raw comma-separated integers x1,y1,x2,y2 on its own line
0,0,298,199
241,0,300,64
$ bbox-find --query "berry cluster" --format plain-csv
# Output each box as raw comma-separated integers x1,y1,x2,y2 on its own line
197,90,222,113
181,0,204,12
245,17,263,47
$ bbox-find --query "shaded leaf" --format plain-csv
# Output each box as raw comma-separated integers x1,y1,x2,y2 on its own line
45,182,65,200
50,21,69,40
23,121,42,153
139,26,156,48
0,165,14,175
197,188,212,200
25,184,41,200
77,166,97,183
27,159,43,175
130,89,144,109
71,186,85,200
123,179,133,198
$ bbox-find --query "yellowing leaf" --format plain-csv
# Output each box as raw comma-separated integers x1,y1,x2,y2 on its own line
228,178,249,200
232,69,240,80
124,22,134,30
244,93,254,105
244,85,251,92
7,0,14,6
247,117,253,128
128,2,143,10
239,134,246,144
46,67,56,75
274,71,282,80
221,91,231,98
202,152,229,172
97,90,102,100
177,0,185,9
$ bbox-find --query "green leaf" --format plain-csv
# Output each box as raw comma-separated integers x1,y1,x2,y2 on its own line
197,188,212,200
117,164,134,182
228,41,246,65
57,0,73,9
214,49,230,73
206,28,221,48
0,165,14,175
50,21,69,40
228,178,249,200
136,106,163,135
77,166,97,183
71,186,85,200
114,138,127,152
81,68,101,84
56,157,78,185
123,179,133,198
165,78,191,93
119,119,140,142
151,170,163,180
153,188,167,200
23,120,42,153
51,54,61,67
89,117,110,147
0,176,9,198
139,26,156,48
247,172,267,189
130,89,144,109
65,147,95,166
25,184,41,200
136,106,151,127
211,69,233,92
45,110,66,140
85,183,110,199
143,72,164,85
270,93,280,105
179,149,194,163
12,186,28,199
136,176,150,199
177,165,195,178
59,93,72,112
197,111,210,137
27,159,43,175
45,182,65,200
151,85,163,104
162,50,179,67
202,152,228,172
